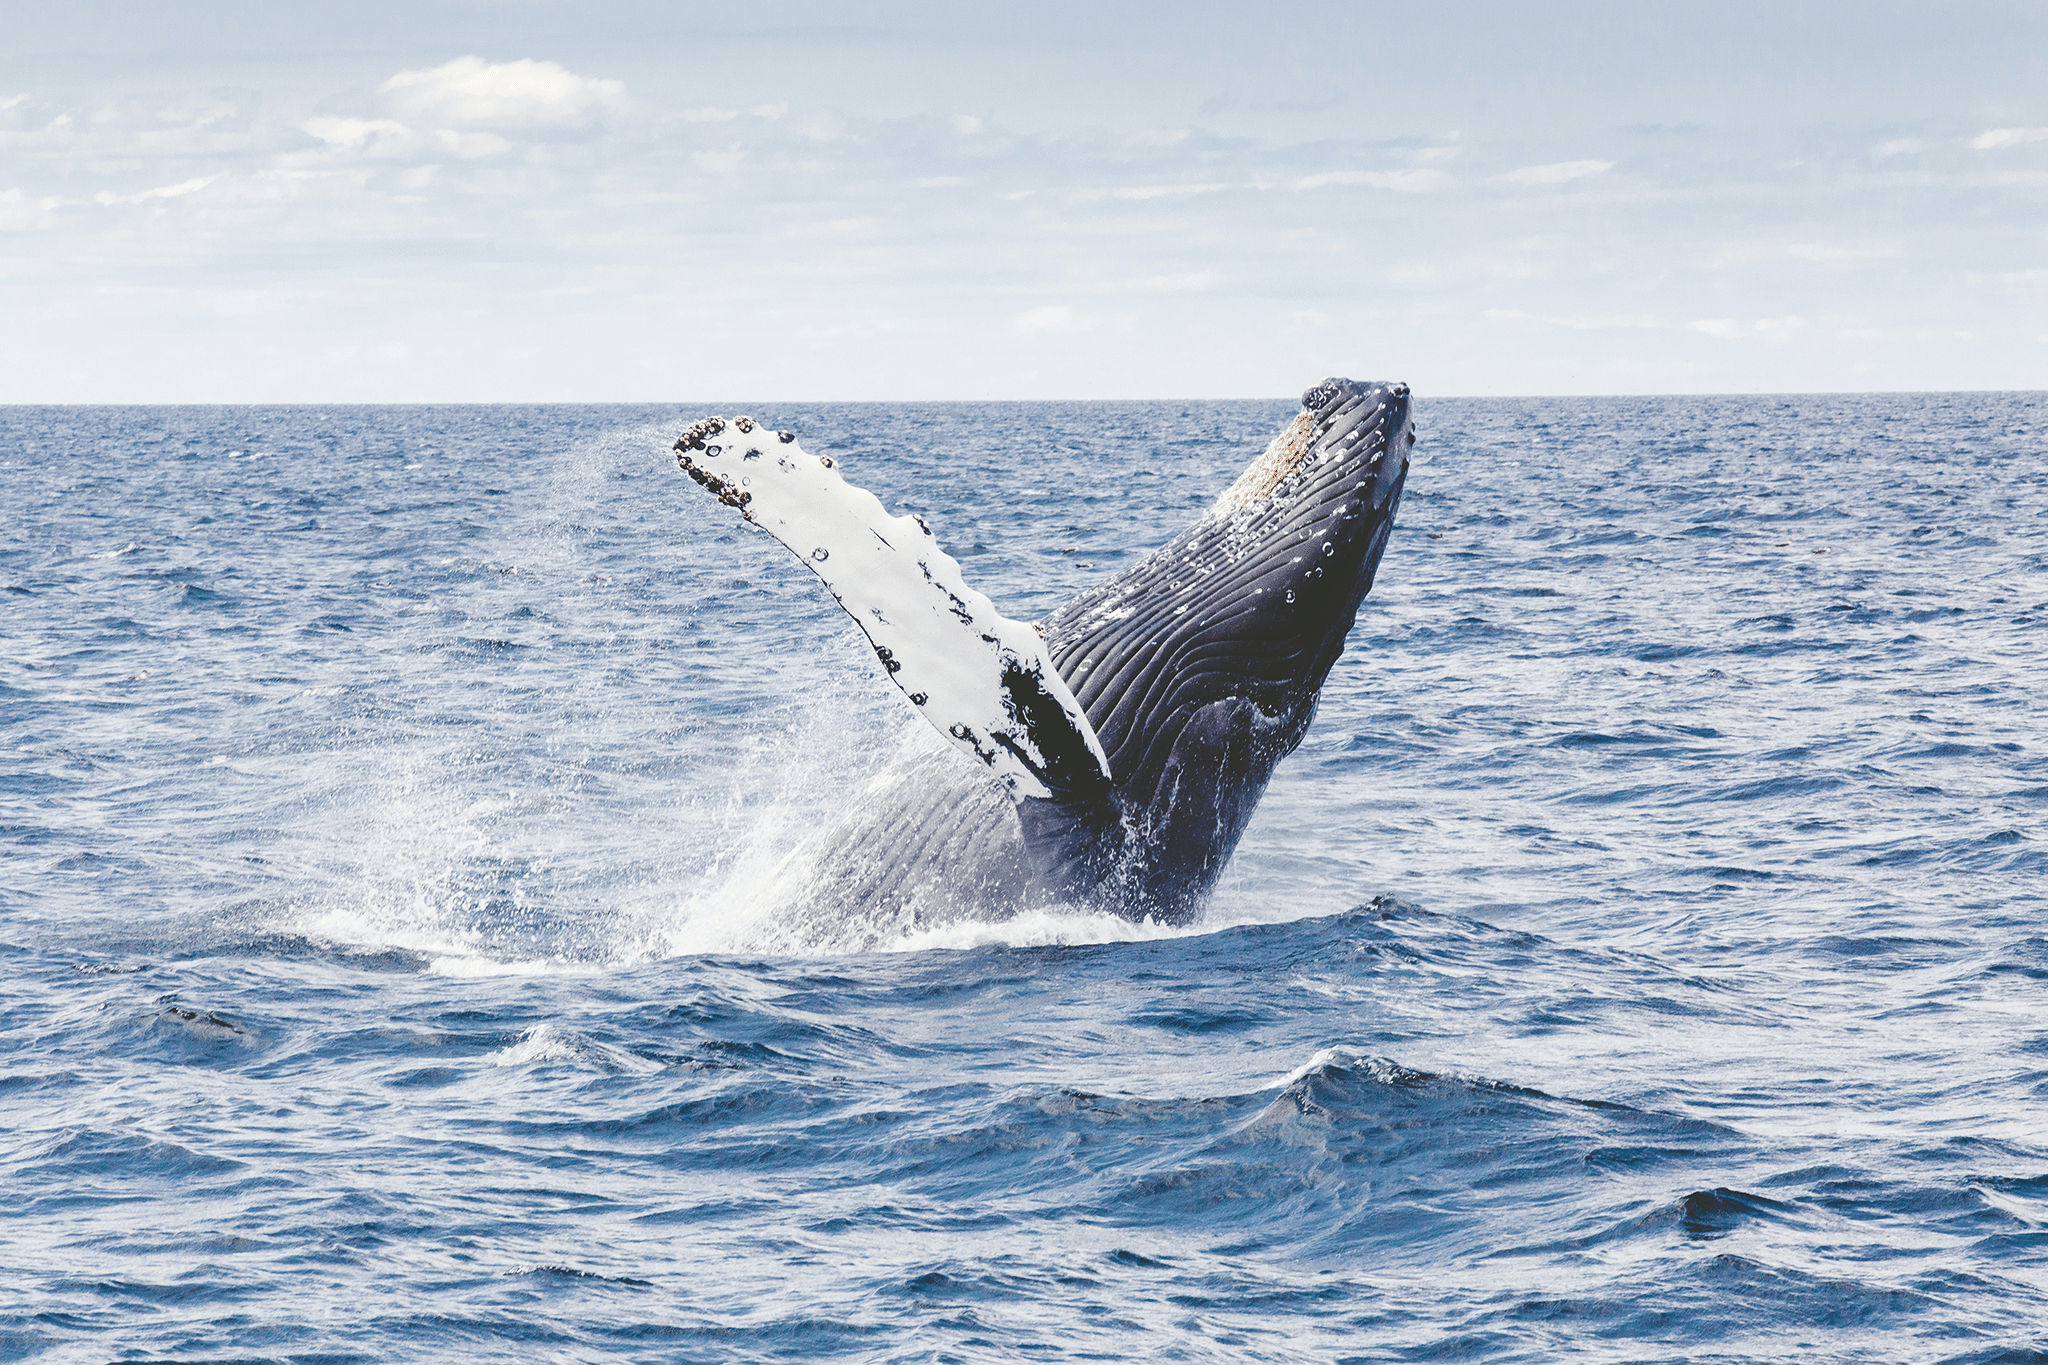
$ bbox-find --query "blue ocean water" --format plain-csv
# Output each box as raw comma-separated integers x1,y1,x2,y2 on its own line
3,393,2045,1363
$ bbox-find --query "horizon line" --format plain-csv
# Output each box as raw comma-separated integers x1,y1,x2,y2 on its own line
4,387,2044,408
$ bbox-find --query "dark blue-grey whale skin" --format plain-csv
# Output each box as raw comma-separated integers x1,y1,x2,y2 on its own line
783,378,1414,940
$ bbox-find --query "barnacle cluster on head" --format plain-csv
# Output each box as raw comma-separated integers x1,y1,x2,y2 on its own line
1212,413,1315,515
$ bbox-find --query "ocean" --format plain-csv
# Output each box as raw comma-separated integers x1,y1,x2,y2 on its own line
3,392,2044,1362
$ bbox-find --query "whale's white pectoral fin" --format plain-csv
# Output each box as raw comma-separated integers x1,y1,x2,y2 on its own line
675,417,1112,803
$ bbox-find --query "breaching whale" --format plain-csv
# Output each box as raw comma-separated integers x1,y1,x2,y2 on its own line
674,377,1412,944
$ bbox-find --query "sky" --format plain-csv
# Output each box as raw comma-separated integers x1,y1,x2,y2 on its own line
3,0,2045,401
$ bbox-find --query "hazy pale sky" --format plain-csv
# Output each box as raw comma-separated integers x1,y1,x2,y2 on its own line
4,0,2045,401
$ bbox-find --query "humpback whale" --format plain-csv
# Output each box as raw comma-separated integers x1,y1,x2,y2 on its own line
674,378,1413,944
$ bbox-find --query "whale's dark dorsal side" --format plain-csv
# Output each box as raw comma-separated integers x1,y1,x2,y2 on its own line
674,379,1413,945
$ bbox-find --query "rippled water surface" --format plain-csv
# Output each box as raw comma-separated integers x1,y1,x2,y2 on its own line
4,394,2046,1362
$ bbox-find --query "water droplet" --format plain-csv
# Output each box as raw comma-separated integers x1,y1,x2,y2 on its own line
811,547,829,562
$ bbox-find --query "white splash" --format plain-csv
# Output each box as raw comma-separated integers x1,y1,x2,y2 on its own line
486,1022,663,1074
1272,1045,1387,1090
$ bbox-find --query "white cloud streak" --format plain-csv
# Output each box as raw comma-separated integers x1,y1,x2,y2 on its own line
1007,304,1138,337
1108,183,1228,201
1687,316,1809,344
1502,159,1613,185
303,117,409,150
1783,242,1897,265
0,186,61,229
1071,272,1221,294
1488,308,1661,330
380,56,623,130
1011,305,1111,336
1290,168,1453,193
92,176,213,206
682,104,786,124
1710,241,1898,269
1970,127,2048,150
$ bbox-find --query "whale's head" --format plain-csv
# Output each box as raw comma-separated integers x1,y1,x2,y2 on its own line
1038,377,1413,917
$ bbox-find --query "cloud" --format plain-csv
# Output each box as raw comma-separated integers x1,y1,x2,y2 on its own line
1009,305,1135,337
1476,255,1549,280
381,56,624,131
784,217,876,239
301,116,506,162
1874,138,1927,157
1488,308,1660,329
303,117,410,150
1105,183,1228,201
11,21,2048,403
435,129,513,159
0,186,60,229
952,114,983,136
1406,144,1461,165
1568,314,1660,330
1502,159,1614,185
1970,127,2048,150
1291,168,1453,193
1709,240,1896,269
1686,315,1807,344
2,109,73,145
1072,271,1220,293
1782,241,1897,264
681,104,785,123
93,176,213,206
784,111,849,142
